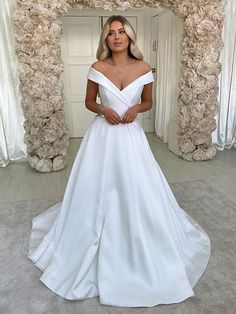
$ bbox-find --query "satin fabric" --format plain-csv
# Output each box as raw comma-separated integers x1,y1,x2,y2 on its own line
28,67,211,307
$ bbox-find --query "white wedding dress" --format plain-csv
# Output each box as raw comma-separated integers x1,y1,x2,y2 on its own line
28,67,211,307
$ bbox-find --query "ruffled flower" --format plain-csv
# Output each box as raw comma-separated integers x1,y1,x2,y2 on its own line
13,0,225,168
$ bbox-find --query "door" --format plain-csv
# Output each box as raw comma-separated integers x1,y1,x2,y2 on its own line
143,12,158,133
60,16,100,137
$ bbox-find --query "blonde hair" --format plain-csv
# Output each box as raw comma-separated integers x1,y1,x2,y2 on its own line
96,15,143,61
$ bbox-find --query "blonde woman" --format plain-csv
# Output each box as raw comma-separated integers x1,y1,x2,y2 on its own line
28,15,211,308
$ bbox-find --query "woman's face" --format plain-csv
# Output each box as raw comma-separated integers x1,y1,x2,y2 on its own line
106,20,130,53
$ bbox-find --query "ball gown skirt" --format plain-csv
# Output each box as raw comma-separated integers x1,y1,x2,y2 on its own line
27,67,211,307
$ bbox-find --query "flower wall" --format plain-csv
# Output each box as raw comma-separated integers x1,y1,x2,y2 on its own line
13,0,225,172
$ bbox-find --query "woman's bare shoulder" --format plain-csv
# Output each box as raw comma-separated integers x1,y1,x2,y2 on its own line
91,60,111,72
131,60,152,75
91,60,101,69
91,59,151,75
137,60,152,72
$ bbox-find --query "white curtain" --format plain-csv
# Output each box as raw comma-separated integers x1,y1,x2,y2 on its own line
212,0,236,149
0,0,26,167
155,9,184,143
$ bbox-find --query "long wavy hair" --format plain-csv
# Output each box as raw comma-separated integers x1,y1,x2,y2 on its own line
96,15,143,61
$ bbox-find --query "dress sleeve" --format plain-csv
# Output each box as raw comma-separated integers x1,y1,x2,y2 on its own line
86,67,100,84
142,71,155,85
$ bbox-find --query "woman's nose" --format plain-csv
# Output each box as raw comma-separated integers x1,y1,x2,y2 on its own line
115,33,119,39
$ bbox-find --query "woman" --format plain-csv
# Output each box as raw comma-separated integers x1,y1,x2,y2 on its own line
28,15,211,308
85,17,152,125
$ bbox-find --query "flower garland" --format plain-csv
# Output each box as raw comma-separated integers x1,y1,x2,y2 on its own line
13,0,225,171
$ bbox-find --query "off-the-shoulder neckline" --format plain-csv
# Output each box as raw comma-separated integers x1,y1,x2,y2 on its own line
89,67,152,92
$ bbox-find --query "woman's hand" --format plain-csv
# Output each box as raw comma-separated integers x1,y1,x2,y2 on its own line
103,106,122,125
122,106,138,123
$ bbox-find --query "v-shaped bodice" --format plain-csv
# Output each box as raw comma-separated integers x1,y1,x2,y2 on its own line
87,67,154,118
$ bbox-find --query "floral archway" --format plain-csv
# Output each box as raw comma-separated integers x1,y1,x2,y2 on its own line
13,0,225,172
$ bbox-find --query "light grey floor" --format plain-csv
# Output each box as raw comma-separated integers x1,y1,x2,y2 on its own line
0,134,236,314
0,134,235,204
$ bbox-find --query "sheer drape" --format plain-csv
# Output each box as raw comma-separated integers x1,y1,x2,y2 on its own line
212,0,236,149
0,0,26,167
154,9,184,143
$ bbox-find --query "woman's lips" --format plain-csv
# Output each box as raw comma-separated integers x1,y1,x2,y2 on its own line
114,42,122,46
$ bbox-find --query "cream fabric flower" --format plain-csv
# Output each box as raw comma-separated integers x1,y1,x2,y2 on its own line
13,0,225,170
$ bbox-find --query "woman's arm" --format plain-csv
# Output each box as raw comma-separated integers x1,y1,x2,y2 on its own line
85,79,122,124
133,82,153,113
85,79,101,114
